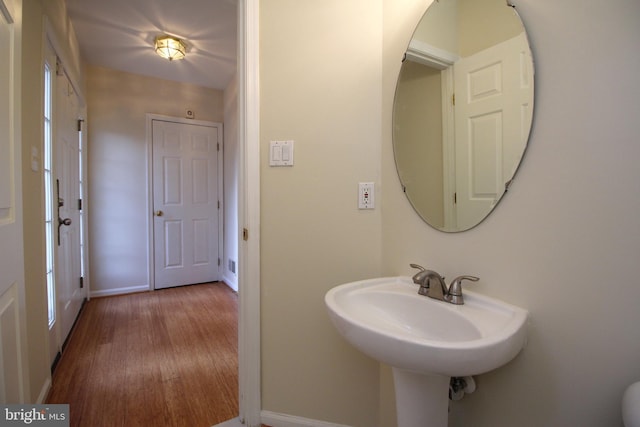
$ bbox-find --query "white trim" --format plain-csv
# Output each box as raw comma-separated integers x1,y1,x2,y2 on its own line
403,40,458,229
89,285,149,298
35,378,51,404
237,0,261,425
5,0,30,402
441,67,456,230
406,39,458,70
261,411,353,427
145,116,155,292
79,112,91,300
220,279,237,294
222,273,238,292
145,113,224,291
212,417,244,427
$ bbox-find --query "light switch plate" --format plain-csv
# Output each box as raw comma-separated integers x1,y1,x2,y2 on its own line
269,140,294,167
30,146,39,172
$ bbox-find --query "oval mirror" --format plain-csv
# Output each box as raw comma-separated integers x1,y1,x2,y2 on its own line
393,0,534,232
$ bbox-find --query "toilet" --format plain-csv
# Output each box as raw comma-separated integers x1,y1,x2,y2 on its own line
623,382,640,427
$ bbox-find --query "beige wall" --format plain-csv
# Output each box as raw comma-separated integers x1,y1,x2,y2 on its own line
394,62,444,227
258,0,640,425
382,1,640,426
413,0,458,53
457,0,524,57
86,65,224,295
412,0,523,58
259,0,382,424
21,0,47,404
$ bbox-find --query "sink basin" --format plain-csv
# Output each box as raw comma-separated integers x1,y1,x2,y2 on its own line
325,276,528,427
325,276,528,377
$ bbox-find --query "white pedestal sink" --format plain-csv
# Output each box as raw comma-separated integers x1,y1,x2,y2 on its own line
325,276,528,427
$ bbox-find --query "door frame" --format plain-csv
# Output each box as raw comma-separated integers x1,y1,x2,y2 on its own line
0,0,30,403
237,0,261,425
44,19,90,369
405,38,458,230
145,114,224,291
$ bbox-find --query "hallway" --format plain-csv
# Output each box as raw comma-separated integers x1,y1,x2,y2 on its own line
46,283,238,427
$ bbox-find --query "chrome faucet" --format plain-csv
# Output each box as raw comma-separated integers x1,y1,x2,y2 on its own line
410,264,447,298
410,264,479,305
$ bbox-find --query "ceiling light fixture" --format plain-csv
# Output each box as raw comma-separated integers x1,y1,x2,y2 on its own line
154,35,187,61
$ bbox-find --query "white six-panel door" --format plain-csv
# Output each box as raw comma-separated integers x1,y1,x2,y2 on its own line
454,33,533,230
152,119,221,289
0,0,29,403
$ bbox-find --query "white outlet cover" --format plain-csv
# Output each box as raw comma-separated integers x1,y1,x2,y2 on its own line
358,182,375,209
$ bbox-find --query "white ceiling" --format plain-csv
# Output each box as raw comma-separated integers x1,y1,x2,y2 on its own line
65,0,237,90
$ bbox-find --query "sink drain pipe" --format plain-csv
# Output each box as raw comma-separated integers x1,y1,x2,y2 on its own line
449,376,476,401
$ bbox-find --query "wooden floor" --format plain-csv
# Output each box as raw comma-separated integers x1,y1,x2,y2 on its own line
46,282,239,427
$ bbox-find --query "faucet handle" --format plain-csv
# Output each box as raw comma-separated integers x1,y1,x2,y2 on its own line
409,264,427,285
410,264,446,285
446,276,479,305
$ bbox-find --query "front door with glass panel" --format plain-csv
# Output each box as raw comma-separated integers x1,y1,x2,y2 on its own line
45,42,86,364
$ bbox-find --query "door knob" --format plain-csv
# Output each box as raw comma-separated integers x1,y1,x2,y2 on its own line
57,217,72,246
155,210,164,217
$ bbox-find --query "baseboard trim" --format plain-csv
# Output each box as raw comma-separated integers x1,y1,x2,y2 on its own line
221,273,238,292
36,377,51,404
261,411,352,427
90,285,150,298
211,417,243,427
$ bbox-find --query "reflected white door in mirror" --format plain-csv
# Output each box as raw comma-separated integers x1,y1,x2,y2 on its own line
393,0,534,232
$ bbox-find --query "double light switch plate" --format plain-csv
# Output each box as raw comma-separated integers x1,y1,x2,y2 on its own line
269,140,294,166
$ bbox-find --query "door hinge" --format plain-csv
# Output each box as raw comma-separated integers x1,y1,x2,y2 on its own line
79,276,84,288
78,199,82,210
452,93,456,106
77,119,84,132
217,142,220,152
217,258,221,266
454,192,457,204
217,200,220,209
243,228,249,241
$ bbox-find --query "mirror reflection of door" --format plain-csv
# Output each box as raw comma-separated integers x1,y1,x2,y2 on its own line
393,0,534,232
454,32,533,230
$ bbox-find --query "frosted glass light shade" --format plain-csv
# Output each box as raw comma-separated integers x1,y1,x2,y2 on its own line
155,36,186,61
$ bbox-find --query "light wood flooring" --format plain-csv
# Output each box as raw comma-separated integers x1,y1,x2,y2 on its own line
46,282,239,427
